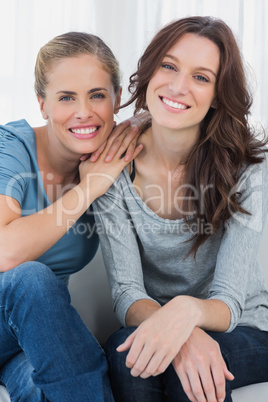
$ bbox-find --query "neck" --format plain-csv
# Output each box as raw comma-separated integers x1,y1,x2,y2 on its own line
34,125,80,184
143,122,199,171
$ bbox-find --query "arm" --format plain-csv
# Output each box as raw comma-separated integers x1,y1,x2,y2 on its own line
93,172,159,326
118,296,230,373
117,160,267,400
119,297,233,402
0,123,142,271
126,296,230,330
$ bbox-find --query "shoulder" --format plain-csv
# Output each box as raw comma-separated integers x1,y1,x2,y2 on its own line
93,168,132,214
0,119,35,147
0,120,35,169
233,154,268,221
239,153,268,188
106,167,131,195
0,119,33,135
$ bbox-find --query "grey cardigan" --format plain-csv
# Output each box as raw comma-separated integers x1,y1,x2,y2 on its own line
93,157,268,332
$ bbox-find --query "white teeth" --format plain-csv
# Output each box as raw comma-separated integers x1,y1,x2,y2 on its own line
162,97,188,110
71,127,98,134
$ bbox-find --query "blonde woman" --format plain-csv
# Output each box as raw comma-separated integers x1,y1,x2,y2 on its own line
0,32,142,401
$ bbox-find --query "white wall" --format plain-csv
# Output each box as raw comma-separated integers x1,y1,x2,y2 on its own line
0,0,267,128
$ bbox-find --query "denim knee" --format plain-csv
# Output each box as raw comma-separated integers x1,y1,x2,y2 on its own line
105,327,167,402
105,326,136,369
0,351,47,402
106,327,136,351
1,261,70,304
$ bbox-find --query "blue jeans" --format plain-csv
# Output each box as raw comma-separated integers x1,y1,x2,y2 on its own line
0,262,114,402
105,326,268,401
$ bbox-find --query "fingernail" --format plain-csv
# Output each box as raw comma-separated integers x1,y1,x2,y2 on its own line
105,156,111,162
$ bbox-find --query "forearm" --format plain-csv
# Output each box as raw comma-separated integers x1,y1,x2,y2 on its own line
125,299,161,327
192,297,231,332
126,296,230,332
118,295,231,382
0,180,97,271
161,295,230,333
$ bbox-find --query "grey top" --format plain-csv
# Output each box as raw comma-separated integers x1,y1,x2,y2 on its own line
93,156,268,332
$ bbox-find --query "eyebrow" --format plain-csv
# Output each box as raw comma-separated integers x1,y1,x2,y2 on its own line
56,88,108,95
165,54,217,78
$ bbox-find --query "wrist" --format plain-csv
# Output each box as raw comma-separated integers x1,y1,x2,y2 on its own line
188,298,231,332
78,176,98,206
172,295,203,327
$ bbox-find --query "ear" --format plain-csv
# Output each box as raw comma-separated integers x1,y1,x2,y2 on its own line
114,87,122,114
37,94,49,120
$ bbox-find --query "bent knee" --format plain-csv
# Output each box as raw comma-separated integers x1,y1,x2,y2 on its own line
1,262,63,298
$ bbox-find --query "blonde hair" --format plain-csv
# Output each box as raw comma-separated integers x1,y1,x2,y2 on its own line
34,32,121,98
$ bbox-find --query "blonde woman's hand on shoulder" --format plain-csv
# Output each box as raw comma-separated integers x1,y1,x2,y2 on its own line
79,122,143,200
84,119,143,164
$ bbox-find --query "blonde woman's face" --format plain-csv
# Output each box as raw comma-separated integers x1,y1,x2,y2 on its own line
146,33,219,137
38,54,121,156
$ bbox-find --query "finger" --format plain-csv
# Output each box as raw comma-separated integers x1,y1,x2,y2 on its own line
199,367,218,402
89,142,107,162
129,342,156,377
80,153,91,162
139,351,165,379
222,361,235,381
187,369,207,402
123,129,143,161
105,126,139,162
178,371,198,402
116,331,136,353
125,335,149,371
210,361,233,402
210,365,226,402
173,358,198,402
107,120,131,143
125,143,143,162
148,354,174,376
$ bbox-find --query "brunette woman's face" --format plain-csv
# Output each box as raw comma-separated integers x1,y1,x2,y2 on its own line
146,33,220,136
38,54,121,157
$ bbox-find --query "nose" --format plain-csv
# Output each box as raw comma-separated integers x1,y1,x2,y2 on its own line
168,72,190,95
74,100,93,120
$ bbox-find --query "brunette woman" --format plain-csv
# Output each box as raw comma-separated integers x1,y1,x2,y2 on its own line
93,16,268,401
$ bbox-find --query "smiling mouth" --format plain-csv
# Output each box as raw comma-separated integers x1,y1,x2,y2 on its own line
69,126,100,134
160,96,190,110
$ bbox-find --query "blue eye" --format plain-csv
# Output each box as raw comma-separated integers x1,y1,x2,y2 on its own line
195,75,209,82
59,96,73,101
161,63,176,71
91,93,105,99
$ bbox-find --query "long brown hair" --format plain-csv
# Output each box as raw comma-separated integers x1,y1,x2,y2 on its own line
123,16,267,256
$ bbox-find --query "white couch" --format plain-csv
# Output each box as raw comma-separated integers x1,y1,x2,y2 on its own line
0,224,267,401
